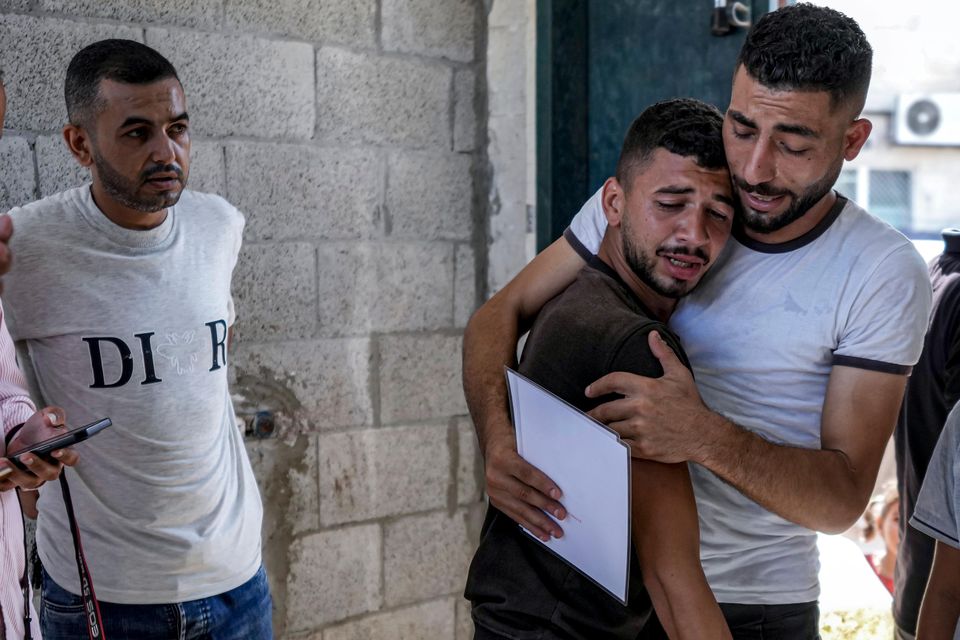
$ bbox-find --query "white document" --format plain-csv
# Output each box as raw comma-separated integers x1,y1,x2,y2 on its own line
506,367,632,604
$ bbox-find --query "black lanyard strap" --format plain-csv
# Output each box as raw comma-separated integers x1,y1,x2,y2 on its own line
58,473,106,640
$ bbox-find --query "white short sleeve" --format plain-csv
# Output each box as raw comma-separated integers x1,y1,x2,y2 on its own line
911,406,960,549
566,188,607,256
832,243,932,372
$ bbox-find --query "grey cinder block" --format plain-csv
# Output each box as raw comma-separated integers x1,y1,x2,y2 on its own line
454,70,477,153
383,510,474,606
386,150,473,241
323,598,456,640
285,525,382,630
0,15,142,131
147,29,314,139
379,332,466,424
233,242,317,341
454,244,476,329
0,136,35,212
316,242,454,336
382,0,476,63
232,338,374,431
38,0,223,30
225,0,375,48
226,142,380,242
316,47,451,149
318,424,449,526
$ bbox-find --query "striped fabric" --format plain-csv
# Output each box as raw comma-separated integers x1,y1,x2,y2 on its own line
0,299,41,639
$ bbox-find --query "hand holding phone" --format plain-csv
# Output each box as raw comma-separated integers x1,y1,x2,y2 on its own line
4,417,111,472
0,409,105,489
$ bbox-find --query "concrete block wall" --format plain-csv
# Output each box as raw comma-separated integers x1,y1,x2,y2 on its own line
0,1,488,637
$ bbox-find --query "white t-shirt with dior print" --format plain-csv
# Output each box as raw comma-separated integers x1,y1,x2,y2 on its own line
568,188,931,604
3,185,262,605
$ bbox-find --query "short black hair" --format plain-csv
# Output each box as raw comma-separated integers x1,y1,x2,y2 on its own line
615,98,726,188
65,39,179,126
737,3,872,113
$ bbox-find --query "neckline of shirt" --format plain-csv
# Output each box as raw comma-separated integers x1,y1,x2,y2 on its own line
75,185,177,249
732,193,848,255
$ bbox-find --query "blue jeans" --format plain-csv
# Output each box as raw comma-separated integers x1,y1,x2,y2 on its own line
40,566,273,640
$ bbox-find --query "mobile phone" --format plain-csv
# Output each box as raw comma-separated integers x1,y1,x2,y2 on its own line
2,417,112,474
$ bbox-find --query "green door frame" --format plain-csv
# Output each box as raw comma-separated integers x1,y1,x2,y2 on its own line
535,0,766,252
535,0,589,252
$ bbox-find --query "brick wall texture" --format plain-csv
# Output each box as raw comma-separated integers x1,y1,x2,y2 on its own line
0,1,487,637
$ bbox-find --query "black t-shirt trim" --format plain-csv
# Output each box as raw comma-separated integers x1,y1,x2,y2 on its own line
564,227,595,262
733,193,848,254
832,354,912,376
912,516,960,545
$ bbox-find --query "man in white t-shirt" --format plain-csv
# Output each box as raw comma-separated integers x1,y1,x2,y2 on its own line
462,5,931,638
2,40,269,639
910,405,960,639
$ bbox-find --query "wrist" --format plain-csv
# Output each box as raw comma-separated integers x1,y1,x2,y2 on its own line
692,411,731,466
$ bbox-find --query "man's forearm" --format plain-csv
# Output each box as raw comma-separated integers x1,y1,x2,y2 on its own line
632,459,731,639
697,415,869,533
917,541,960,639
462,295,523,454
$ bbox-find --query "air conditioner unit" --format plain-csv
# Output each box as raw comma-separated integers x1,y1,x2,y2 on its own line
894,93,960,146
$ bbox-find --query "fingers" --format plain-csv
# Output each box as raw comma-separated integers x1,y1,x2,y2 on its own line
0,214,13,242
647,330,684,373
588,397,640,425
52,448,79,467
485,447,566,541
489,486,565,542
39,406,66,428
513,457,562,502
17,452,63,483
585,371,652,398
0,461,47,490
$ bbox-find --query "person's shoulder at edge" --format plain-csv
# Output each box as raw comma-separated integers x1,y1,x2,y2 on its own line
836,197,924,262
553,263,686,369
177,189,245,231
826,197,930,312
4,186,91,259
6,184,87,225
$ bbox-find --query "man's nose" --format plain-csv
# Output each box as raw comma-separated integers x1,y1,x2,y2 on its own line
676,210,710,247
741,138,776,186
149,132,177,165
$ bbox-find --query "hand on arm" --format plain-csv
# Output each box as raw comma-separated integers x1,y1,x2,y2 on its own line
0,406,79,491
632,459,731,639
916,541,960,639
463,237,585,540
589,332,906,533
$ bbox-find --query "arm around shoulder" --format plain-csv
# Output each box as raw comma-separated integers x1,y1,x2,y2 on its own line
462,235,586,541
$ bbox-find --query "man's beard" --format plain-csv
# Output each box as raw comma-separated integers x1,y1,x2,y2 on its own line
92,149,185,213
735,158,843,234
621,215,708,299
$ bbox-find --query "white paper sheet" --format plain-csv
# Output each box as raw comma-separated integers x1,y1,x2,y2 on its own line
505,367,632,603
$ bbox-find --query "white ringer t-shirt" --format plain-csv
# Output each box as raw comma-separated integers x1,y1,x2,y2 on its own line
568,187,931,604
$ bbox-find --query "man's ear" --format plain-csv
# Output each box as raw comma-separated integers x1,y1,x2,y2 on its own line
63,124,94,167
842,117,872,162
601,177,625,227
